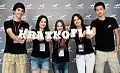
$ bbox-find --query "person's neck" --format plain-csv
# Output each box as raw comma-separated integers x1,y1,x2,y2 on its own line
77,25,82,29
13,15,21,22
98,15,105,21
39,28,44,31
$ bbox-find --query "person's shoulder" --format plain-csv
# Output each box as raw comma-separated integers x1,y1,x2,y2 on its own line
4,20,13,26
91,18,98,23
31,29,36,31
106,17,116,21
4,20,12,24
21,20,29,25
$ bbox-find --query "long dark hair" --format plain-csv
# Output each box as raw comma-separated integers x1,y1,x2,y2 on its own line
70,13,85,29
54,20,67,50
35,15,50,31
54,19,66,31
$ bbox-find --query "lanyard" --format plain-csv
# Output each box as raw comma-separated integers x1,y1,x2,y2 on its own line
13,21,21,34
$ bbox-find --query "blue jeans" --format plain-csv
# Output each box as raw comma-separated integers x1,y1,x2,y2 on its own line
52,62,69,73
31,56,50,71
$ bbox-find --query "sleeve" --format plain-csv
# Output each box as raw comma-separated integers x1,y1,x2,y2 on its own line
111,17,119,30
4,21,11,32
90,20,96,29
25,22,29,30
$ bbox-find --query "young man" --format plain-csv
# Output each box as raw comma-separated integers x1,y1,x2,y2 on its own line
2,2,29,73
90,2,119,73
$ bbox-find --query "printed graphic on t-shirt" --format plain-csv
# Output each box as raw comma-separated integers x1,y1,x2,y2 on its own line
40,43,45,51
108,24,111,28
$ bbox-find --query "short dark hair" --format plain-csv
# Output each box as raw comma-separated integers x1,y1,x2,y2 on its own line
94,2,105,11
13,2,25,13
54,20,66,31
70,13,85,29
35,15,50,31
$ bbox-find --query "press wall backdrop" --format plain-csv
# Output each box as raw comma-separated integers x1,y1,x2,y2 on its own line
0,0,120,73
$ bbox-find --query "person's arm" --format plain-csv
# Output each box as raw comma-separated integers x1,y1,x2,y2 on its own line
6,28,25,43
86,27,96,39
86,20,96,39
4,21,25,43
111,17,119,53
114,28,119,53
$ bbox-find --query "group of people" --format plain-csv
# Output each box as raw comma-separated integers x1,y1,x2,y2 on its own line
2,1,120,73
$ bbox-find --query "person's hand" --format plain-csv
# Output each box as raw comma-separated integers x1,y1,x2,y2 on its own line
114,47,119,55
86,34,92,39
46,39,52,42
17,38,26,43
60,39,66,48
54,38,60,42
114,47,119,56
26,38,33,42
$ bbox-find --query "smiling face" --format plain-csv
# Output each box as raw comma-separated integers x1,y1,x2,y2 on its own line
56,22,64,31
39,18,46,29
13,8,24,19
73,16,82,28
95,5,105,17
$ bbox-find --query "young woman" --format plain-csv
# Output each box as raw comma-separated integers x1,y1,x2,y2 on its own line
31,15,50,73
52,20,69,73
70,14,95,73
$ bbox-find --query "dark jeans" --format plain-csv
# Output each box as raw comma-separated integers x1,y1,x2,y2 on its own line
52,62,69,73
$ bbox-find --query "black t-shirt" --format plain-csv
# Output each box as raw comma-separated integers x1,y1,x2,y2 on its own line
31,30,50,58
52,38,69,62
91,17,119,52
4,20,29,54
75,32,94,55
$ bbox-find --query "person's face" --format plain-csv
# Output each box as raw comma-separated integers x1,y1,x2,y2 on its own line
13,8,24,19
39,18,46,29
56,22,64,31
74,16,81,28
95,5,105,17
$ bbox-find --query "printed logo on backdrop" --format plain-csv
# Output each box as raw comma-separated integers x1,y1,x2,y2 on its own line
38,4,46,9
22,15,28,20
84,14,92,20
64,4,72,9
52,4,59,9
6,15,28,20
66,25,70,30
110,14,117,19
89,4,95,9
0,26,4,32
0,49,4,53
76,4,84,9
0,4,7,9
59,15,66,20
32,15,39,20
105,3,109,9
47,15,54,20
11,5,14,9
0,37,3,44
32,15,54,21
6,15,13,20
113,4,120,8
26,4,33,9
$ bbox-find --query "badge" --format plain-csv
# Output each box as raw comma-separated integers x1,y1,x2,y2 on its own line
78,44,84,52
40,43,45,51
59,49,64,57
